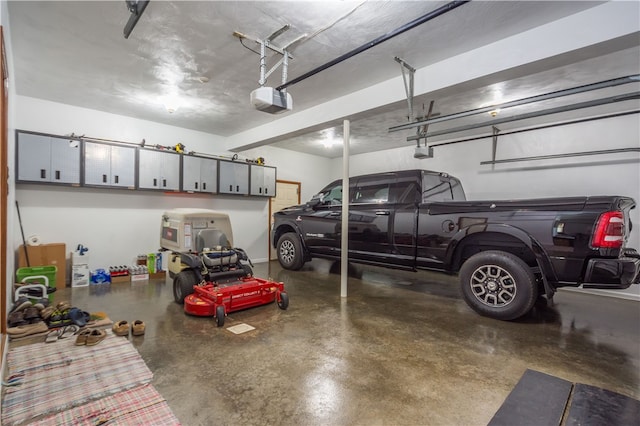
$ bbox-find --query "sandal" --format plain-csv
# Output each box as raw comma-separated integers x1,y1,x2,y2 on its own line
45,328,62,343
60,324,80,339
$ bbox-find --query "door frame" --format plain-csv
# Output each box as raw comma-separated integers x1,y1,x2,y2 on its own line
268,180,301,260
1,26,9,338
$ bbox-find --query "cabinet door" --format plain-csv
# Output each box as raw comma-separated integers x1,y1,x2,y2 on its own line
200,158,218,193
159,151,180,190
250,165,265,195
50,137,81,184
182,155,201,192
138,149,161,189
263,166,276,196
219,161,248,194
17,132,52,182
84,142,112,186
110,145,136,187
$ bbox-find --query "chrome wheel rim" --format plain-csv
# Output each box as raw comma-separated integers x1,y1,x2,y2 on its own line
279,240,296,265
469,264,517,307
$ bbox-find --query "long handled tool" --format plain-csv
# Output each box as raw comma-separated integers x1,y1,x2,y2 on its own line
15,200,30,266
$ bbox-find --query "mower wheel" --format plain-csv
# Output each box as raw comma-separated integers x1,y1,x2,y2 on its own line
215,305,225,327
173,270,198,304
277,292,289,310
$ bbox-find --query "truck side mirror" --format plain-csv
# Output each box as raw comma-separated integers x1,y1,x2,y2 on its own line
307,193,323,208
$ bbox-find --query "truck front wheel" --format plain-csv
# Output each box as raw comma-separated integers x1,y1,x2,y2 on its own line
277,233,305,270
459,250,537,321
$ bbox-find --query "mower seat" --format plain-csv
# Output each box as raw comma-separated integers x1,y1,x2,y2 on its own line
202,249,238,267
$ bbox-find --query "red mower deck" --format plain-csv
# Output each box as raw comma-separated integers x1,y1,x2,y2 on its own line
184,276,288,327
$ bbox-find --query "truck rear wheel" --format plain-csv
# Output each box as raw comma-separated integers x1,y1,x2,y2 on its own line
459,250,537,321
173,270,198,304
277,233,305,270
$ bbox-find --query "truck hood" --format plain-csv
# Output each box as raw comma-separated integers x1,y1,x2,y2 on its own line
274,204,308,217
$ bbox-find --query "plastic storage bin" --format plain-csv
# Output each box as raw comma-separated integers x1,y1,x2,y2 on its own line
16,266,57,289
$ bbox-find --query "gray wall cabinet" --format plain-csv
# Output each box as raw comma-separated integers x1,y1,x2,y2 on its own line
138,149,180,191
182,155,218,193
219,161,249,195
17,132,81,184
250,165,277,196
84,141,136,188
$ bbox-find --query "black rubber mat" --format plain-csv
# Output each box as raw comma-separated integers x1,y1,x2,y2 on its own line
565,383,640,426
488,369,573,426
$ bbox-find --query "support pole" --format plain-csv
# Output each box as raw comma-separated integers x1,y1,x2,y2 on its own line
341,120,350,298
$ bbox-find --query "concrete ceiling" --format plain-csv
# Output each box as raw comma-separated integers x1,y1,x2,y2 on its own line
7,1,640,158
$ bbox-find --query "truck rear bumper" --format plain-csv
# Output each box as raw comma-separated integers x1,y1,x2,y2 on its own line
582,256,640,289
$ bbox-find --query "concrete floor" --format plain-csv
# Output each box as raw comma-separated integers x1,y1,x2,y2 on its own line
44,260,639,425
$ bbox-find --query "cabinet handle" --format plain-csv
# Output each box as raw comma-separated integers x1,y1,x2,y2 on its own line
40,169,46,179
102,174,107,183
203,182,206,190
153,178,157,187
195,182,198,190
115,175,119,184
55,170,60,180
265,187,268,194
229,185,232,192
236,185,239,192
163,179,167,187
259,187,262,194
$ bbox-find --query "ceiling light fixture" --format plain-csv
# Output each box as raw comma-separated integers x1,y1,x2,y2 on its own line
161,94,182,114
489,108,501,117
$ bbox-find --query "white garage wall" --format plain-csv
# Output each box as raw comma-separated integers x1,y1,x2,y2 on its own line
334,113,640,299
12,96,332,279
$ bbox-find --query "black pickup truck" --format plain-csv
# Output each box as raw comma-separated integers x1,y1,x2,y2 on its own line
272,170,639,320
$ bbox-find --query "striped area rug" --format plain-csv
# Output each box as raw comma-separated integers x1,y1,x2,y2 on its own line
30,384,180,426
2,330,168,426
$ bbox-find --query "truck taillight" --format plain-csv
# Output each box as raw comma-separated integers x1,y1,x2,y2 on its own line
591,211,624,248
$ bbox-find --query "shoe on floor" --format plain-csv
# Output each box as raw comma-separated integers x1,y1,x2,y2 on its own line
74,329,92,346
7,321,48,338
132,320,146,336
9,296,32,313
85,329,107,346
56,301,71,311
112,320,130,336
23,306,40,321
7,311,27,327
40,306,55,320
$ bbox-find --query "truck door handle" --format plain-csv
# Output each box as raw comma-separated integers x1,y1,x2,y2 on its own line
376,211,390,216
329,211,341,216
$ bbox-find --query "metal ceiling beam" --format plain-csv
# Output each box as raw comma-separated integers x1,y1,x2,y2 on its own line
275,0,469,91
480,147,640,165
390,75,640,133
406,91,640,141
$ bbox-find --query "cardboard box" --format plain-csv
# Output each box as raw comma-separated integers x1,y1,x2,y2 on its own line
149,271,166,280
111,275,130,284
18,243,66,288
71,264,90,287
130,273,149,282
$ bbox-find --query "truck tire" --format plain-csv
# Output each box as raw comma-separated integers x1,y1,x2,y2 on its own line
277,233,305,270
459,250,537,321
173,270,198,304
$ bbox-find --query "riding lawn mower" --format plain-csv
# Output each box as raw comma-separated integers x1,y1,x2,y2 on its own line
161,209,288,327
